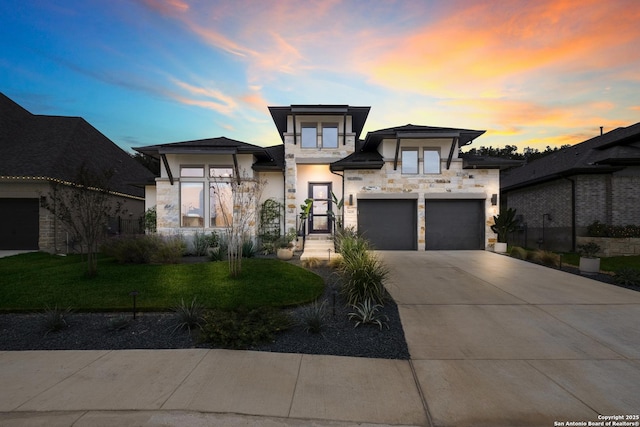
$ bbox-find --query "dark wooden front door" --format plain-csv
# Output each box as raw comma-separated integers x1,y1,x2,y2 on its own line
308,183,332,233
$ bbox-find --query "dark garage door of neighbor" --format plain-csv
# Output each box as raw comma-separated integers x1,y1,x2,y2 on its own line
357,199,417,250
425,199,484,250
0,198,39,250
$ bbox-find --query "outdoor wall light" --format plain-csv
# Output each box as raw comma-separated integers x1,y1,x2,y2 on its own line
491,194,498,206
349,194,353,205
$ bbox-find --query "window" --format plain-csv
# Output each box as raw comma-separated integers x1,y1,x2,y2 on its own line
210,182,232,227
401,148,419,174
322,124,338,148
210,167,233,178
301,125,316,148
180,166,204,178
423,149,441,174
180,182,204,227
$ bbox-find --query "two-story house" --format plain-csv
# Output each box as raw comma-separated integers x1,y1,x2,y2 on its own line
134,104,502,250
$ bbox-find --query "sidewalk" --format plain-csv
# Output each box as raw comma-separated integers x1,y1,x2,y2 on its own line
0,349,428,427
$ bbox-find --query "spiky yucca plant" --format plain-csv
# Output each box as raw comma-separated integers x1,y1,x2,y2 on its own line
348,299,388,330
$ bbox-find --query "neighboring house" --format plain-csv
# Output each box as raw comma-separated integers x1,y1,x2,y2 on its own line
135,104,506,250
501,123,640,252
0,93,155,252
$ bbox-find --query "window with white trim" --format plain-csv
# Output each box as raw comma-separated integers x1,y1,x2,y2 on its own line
401,148,419,174
423,149,441,174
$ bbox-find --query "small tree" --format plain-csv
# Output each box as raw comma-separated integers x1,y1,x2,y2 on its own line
45,164,124,277
211,172,264,277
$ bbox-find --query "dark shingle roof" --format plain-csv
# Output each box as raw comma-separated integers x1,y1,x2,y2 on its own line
362,124,485,151
134,137,284,172
0,92,155,198
502,122,640,191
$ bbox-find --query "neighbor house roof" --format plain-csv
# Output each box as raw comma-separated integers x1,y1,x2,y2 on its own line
502,122,640,191
268,105,371,143
0,93,154,199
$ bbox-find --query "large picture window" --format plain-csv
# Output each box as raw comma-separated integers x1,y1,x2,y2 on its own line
180,182,204,227
401,148,419,174
210,182,232,227
423,149,441,174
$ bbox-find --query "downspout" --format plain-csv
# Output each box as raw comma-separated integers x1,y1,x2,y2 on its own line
563,176,576,252
330,169,344,235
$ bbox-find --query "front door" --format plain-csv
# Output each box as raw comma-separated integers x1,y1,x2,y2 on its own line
308,182,332,233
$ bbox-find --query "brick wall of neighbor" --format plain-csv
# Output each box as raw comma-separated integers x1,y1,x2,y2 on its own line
574,175,608,227
343,159,499,250
611,170,640,225
506,179,573,251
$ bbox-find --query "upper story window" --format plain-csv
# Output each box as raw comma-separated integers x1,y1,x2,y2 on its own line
180,166,204,178
401,148,419,174
423,149,441,174
322,124,338,148
301,124,317,148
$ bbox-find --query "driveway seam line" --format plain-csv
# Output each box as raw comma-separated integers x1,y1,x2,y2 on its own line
408,359,434,427
158,349,211,410
286,353,304,418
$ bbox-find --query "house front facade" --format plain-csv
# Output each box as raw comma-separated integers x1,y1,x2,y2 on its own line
135,104,503,251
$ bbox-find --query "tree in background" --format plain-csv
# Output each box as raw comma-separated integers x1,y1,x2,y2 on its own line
44,164,124,277
462,144,571,164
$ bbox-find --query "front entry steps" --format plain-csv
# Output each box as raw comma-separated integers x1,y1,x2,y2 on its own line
300,237,340,261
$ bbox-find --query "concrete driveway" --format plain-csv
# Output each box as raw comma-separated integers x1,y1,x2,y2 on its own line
380,250,640,427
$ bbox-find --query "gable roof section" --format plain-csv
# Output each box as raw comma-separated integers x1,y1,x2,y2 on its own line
361,124,485,151
268,105,371,142
502,122,640,191
0,93,154,198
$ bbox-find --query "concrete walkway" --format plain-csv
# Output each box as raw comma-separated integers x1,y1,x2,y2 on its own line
2,251,640,426
380,250,640,427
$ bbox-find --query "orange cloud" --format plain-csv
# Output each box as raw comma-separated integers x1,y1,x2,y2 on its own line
170,79,237,115
361,0,640,98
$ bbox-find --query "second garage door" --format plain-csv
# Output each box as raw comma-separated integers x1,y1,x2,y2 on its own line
357,199,417,250
425,199,484,250
0,198,40,250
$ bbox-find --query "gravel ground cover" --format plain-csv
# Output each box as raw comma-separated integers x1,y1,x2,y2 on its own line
0,262,410,359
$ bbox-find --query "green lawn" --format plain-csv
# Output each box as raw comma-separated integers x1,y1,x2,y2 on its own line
560,252,640,272
0,252,324,311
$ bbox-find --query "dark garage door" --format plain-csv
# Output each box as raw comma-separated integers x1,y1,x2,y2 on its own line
0,198,39,250
425,199,484,250
358,199,417,250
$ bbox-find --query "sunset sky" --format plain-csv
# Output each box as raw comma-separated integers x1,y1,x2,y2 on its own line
1,0,639,153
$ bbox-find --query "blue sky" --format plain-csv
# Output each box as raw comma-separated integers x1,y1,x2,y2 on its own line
1,0,639,152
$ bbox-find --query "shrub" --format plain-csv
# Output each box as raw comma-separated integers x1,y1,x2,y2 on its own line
338,249,389,306
577,241,601,258
39,305,72,335
200,307,292,349
536,250,560,268
191,231,219,256
586,221,640,238
242,240,256,258
209,238,228,261
107,315,130,331
151,235,187,264
348,299,388,330
301,257,323,269
102,234,186,264
509,246,528,260
298,300,327,334
614,268,640,287
170,297,205,333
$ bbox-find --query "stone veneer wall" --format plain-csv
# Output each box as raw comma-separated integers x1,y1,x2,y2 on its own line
343,159,500,250
576,236,640,257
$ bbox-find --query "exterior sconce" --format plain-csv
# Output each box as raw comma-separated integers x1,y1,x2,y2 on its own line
40,195,47,208
349,194,353,205
491,194,498,206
